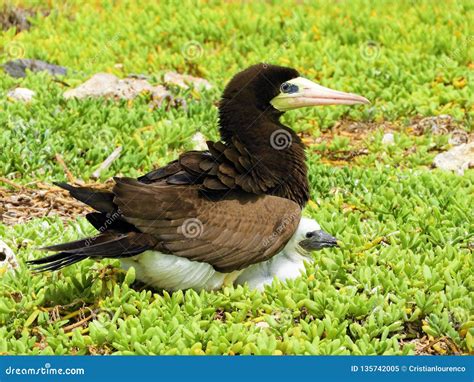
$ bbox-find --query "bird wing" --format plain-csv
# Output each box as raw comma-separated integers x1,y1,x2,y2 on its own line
138,138,284,195
113,177,301,272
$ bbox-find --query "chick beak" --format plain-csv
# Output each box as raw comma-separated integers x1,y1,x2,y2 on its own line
299,230,339,251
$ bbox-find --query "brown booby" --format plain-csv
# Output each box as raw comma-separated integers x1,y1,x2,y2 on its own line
28,63,368,290
120,217,335,291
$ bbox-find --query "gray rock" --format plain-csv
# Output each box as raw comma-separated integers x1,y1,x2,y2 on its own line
2,59,67,78
433,142,474,175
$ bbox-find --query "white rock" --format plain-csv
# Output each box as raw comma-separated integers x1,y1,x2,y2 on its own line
64,73,170,101
382,132,395,145
164,71,212,90
0,240,18,274
433,142,474,175
7,87,35,102
191,132,208,151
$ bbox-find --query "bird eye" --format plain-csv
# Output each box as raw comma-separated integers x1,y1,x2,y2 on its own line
305,232,314,238
280,82,298,94
281,83,290,92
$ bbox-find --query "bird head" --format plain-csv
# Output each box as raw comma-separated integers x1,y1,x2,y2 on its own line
280,217,338,259
220,63,369,113
292,217,338,255
218,64,370,207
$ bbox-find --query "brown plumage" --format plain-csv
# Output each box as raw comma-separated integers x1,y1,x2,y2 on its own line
116,178,300,272
28,63,368,279
139,135,308,205
32,178,300,273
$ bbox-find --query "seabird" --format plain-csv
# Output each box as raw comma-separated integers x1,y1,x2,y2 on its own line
28,63,368,290
119,217,336,291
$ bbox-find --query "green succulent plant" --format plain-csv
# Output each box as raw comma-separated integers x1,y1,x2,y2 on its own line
0,0,472,355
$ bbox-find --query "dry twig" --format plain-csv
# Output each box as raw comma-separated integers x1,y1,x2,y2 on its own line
55,153,76,183
91,146,122,179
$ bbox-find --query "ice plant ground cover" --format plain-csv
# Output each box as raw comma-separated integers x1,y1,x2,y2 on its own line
0,0,473,355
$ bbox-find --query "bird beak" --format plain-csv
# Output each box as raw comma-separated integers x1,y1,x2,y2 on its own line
299,230,338,251
270,77,370,111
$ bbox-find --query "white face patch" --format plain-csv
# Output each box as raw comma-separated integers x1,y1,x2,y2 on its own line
298,217,321,236
280,217,321,256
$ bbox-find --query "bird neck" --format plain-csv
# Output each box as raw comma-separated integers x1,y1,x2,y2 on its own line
218,100,309,207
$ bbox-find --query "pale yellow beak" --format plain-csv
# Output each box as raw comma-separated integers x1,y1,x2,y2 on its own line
271,77,370,111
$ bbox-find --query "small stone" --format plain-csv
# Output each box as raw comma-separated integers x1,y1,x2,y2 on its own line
191,132,208,151
382,132,395,145
63,73,171,101
7,87,35,102
164,71,212,90
0,240,18,275
433,142,474,175
255,321,270,329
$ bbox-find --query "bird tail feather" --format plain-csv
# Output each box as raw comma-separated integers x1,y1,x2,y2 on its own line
28,232,157,272
54,182,116,213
